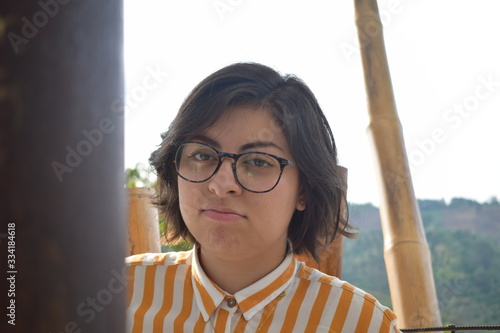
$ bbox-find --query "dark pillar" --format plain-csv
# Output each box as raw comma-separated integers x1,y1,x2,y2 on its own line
1,1,126,332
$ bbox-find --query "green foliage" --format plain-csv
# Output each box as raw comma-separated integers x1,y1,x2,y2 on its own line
429,229,500,325
162,241,193,253
125,163,156,188
342,230,392,306
344,199,500,328
486,196,499,206
449,197,481,208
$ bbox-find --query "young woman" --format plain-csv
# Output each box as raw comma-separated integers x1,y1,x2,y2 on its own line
126,62,401,332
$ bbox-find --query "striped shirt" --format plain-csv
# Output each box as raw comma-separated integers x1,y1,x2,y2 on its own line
126,246,400,333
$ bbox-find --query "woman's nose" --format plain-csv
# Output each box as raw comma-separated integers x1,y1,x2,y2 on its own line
207,158,243,196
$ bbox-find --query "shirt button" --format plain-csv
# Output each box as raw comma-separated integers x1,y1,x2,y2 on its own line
227,298,237,308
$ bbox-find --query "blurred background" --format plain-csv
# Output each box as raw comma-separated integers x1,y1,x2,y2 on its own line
124,0,500,205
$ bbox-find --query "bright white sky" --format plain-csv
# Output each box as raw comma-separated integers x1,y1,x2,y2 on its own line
123,0,500,205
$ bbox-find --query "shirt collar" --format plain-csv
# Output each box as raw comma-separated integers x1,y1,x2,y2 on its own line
191,245,225,321
191,245,297,322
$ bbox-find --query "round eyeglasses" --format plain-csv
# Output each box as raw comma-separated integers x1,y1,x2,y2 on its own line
173,141,297,193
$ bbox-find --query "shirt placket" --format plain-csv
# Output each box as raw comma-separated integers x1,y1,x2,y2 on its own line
212,296,241,332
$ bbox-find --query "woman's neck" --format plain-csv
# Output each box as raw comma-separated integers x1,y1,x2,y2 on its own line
198,242,289,295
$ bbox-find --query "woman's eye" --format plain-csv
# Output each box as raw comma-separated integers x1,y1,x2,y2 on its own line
249,158,272,167
194,153,207,160
188,150,215,161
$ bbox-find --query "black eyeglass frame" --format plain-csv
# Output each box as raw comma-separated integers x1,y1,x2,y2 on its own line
172,141,297,193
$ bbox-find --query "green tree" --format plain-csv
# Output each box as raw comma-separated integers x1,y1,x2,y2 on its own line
125,163,155,188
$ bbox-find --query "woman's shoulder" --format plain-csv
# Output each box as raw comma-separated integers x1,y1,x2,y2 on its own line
295,260,398,326
125,250,193,267
296,261,379,298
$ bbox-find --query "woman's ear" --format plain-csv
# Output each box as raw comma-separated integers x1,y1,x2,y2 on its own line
296,192,306,211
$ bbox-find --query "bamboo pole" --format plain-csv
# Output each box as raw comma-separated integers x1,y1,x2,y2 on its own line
295,166,347,278
354,0,442,328
127,188,161,255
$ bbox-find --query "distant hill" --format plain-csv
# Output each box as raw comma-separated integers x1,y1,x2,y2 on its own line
342,198,500,329
347,197,500,237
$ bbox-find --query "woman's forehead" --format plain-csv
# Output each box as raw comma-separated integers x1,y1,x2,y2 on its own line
192,106,291,153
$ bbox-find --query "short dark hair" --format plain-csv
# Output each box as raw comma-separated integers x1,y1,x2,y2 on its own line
150,62,356,260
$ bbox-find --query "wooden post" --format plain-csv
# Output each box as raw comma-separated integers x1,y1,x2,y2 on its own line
127,188,161,255
1,1,125,332
354,0,442,328
295,166,347,277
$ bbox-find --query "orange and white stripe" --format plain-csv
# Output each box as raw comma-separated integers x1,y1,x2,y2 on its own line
126,247,400,333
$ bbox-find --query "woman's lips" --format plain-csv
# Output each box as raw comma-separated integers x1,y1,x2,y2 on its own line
202,209,245,222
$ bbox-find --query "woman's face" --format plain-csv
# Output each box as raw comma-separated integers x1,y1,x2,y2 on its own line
178,106,305,262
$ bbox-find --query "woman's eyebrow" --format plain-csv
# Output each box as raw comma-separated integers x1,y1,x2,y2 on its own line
240,141,284,152
189,135,220,149
188,136,284,152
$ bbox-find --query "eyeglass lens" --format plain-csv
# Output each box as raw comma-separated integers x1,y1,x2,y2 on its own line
175,142,283,192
